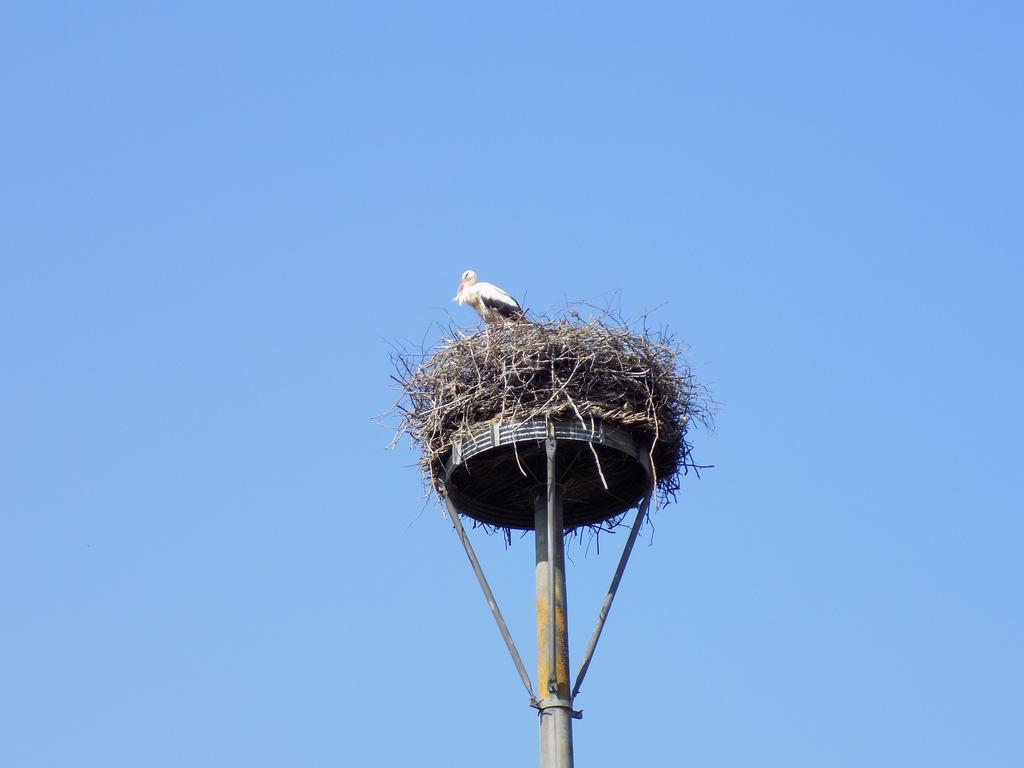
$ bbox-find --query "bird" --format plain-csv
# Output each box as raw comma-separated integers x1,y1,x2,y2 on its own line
453,269,525,324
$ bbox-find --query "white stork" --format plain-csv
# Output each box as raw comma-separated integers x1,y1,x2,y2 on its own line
453,269,524,324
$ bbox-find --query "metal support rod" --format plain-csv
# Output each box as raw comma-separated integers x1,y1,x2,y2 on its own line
443,494,536,701
535,438,574,768
571,488,653,700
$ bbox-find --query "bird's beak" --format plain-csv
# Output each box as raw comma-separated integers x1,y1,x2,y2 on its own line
453,281,464,301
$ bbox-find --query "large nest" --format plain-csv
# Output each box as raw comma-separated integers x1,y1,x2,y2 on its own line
389,313,711,534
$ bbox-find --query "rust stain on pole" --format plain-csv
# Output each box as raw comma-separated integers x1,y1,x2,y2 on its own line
535,562,571,697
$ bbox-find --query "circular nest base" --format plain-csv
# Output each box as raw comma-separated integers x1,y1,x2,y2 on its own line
390,315,710,535
444,418,651,530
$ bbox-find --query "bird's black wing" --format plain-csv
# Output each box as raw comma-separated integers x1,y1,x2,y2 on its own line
481,294,525,319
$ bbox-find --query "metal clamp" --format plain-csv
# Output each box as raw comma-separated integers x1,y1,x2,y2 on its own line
530,697,583,720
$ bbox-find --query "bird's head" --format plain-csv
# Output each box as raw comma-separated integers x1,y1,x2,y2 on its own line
454,269,478,300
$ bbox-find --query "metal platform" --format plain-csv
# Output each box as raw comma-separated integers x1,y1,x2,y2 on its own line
442,417,653,530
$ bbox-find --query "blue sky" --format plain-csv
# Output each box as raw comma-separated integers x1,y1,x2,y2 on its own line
1,2,1021,766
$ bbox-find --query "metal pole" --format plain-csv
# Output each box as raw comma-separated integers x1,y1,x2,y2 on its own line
545,439,558,696
535,438,574,768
